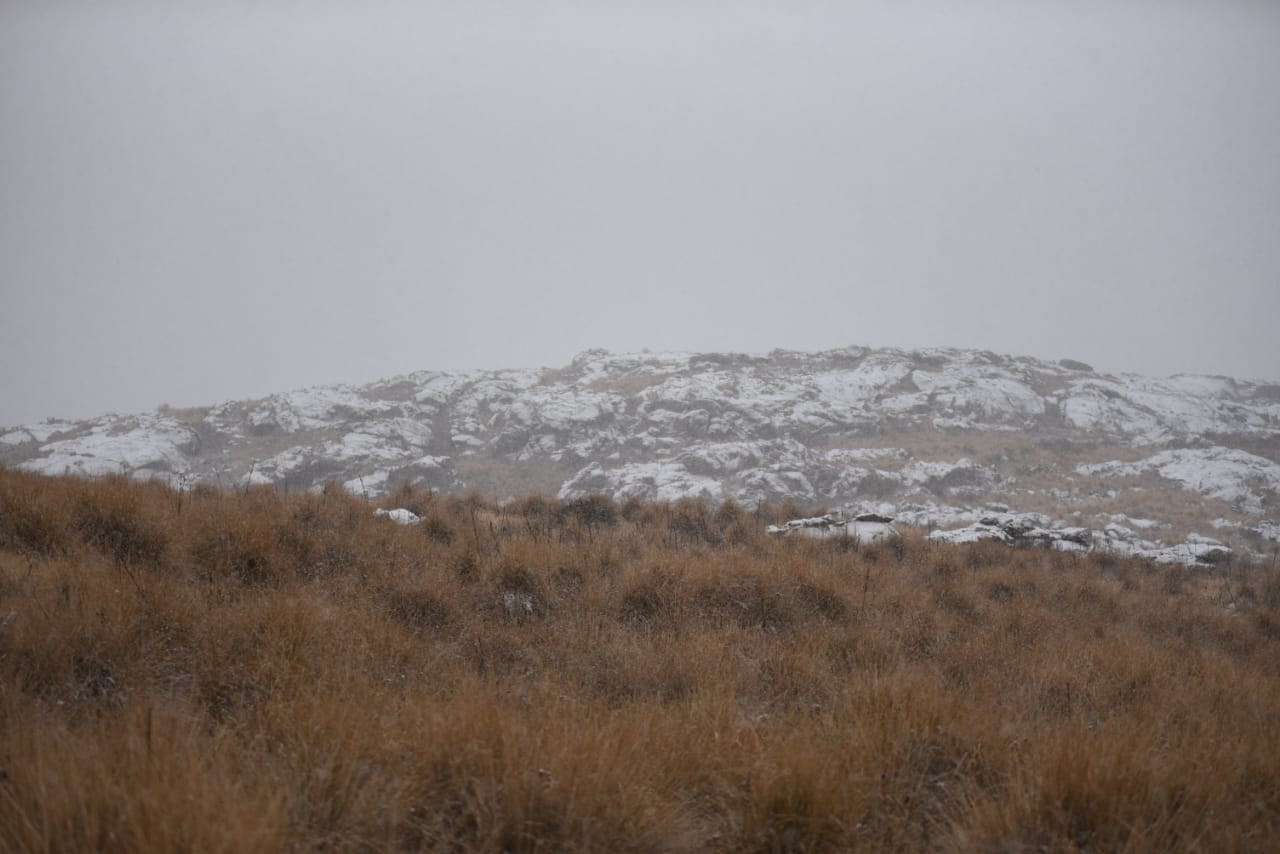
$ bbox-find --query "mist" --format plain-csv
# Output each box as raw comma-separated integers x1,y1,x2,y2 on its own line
3,1,1278,425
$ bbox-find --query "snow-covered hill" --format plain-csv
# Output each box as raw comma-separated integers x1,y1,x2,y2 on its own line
4,345,1278,559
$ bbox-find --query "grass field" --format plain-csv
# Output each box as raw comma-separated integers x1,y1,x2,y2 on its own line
1,469,1277,851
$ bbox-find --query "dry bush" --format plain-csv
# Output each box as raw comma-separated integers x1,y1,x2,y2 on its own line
70,476,172,568
383,479,434,517
0,470,1277,852
0,468,77,556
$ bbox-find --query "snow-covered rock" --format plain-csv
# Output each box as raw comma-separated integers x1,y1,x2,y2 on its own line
374,508,422,525
926,512,1089,549
925,511,1232,567
928,525,1011,545
767,514,899,543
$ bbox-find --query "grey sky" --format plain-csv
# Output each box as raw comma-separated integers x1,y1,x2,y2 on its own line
2,1,1278,426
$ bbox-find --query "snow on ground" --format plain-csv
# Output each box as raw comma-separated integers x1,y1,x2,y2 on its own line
808,358,913,410
346,470,391,495
1057,383,1168,443
19,416,197,479
909,370,1045,422
1056,373,1280,442
1102,539,1233,567
898,459,997,494
824,459,996,503
928,525,1010,545
1109,514,1161,530
231,385,398,434
924,511,1232,567
863,502,981,529
738,469,817,504
323,420,432,463
2,420,80,445
242,467,275,486
340,456,454,496
1253,522,1280,544
1078,447,1280,513
29,420,81,442
824,447,908,464
676,439,811,475
567,349,695,385
503,389,619,430
767,515,900,543
927,512,1071,548
558,461,725,503
1090,522,1233,566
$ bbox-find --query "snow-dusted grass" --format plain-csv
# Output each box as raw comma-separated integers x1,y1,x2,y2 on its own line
1,469,1278,851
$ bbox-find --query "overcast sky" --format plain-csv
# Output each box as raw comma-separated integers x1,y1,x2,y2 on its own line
2,1,1278,425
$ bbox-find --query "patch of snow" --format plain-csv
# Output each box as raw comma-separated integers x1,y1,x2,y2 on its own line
882,502,981,529
1057,372,1280,443
909,370,1045,421
898,458,996,495
20,420,79,443
1079,447,1280,513
846,520,898,543
232,385,397,434
1108,514,1161,530
1137,542,1233,566
824,447,908,464
242,466,275,487
767,515,900,543
346,470,390,495
924,510,1231,567
0,430,33,446
929,525,1010,544
19,416,196,479
558,461,724,503
790,521,899,543
374,508,422,525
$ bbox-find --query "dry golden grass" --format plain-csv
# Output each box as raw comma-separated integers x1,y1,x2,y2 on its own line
1,468,1278,852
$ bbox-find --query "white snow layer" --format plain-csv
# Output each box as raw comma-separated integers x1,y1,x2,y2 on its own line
374,508,422,525
1078,447,1280,513
19,416,196,480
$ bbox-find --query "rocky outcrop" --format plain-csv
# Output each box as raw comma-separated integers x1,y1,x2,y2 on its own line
926,511,1232,567
767,514,900,543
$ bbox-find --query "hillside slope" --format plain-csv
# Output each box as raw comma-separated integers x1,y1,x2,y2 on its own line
4,345,1279,558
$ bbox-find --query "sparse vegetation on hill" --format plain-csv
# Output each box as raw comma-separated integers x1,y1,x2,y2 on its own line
1,469,1278,851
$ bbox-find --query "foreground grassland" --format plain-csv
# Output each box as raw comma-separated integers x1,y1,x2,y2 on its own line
0,470,1277,852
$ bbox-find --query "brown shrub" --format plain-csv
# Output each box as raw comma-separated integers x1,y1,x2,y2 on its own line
0,468,74,556
72,477,171,567
0,470,1276,852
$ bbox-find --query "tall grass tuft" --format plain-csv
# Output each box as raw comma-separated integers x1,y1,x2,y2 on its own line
0,467,1277,851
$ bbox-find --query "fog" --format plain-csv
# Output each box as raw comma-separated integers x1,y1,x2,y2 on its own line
3,1,1278,426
